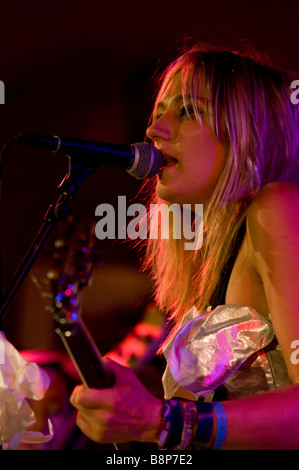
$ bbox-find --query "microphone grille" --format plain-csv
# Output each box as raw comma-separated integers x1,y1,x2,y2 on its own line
128,143,163,180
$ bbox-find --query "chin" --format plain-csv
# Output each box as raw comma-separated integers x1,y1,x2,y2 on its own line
157,187,207,207
157,185,180,204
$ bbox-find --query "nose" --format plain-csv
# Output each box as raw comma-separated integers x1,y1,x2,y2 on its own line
146,112,173,143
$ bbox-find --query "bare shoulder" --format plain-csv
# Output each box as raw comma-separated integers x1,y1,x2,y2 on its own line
246,182,299,243
248,181,299,214
246,183,299,383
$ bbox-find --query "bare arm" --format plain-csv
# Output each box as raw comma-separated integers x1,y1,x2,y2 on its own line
246,182,299,384
71,360,299,450
222,182,299,449
222,383,299,449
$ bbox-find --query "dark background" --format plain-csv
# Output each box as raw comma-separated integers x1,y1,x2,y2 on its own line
0,0,298,355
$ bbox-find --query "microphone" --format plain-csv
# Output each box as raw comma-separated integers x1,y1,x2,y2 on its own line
14,134,163,180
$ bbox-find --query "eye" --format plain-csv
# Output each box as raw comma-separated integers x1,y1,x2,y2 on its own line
180,104,205,120
180,105,194,117
153,112,163,121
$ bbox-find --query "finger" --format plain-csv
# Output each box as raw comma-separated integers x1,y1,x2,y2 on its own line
71,386,114,409
70,384,85,407
75,406,114,443
76,410,99,441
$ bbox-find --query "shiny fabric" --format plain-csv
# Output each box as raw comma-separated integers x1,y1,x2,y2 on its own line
162,305,290,400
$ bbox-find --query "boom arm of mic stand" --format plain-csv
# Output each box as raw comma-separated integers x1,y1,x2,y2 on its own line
0,161,94,322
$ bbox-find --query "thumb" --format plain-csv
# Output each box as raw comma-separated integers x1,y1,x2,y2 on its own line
70,384,85,407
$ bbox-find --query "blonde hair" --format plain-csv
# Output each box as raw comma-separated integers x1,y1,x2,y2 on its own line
135,42,299,349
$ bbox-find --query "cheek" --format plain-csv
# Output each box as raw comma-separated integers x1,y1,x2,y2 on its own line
207,141,227,180
182,127,226,181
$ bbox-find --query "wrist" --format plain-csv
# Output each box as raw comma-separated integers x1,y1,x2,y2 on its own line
155,399,227,450
140,397,164,443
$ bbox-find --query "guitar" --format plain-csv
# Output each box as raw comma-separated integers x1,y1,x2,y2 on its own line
45,215,114,390
44,215,161,450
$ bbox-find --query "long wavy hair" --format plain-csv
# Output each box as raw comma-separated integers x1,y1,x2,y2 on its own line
133,42,299,350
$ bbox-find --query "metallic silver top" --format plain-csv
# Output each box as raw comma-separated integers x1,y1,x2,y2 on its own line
162,305,290,400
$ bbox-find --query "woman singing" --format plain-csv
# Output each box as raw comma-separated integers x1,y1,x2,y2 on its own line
70,42,299,450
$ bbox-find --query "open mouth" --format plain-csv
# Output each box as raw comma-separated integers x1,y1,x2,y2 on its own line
158,156,178,179
162,156,178,168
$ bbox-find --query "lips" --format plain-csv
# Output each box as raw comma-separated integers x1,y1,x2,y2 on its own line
158,154,178,180
162,155,178,167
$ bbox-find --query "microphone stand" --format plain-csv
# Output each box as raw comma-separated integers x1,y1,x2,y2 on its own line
0,159,94,322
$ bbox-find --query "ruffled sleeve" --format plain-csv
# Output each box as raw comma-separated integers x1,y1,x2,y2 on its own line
162,305,275,398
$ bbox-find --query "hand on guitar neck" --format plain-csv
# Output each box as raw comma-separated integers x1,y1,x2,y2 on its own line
70,357,162,445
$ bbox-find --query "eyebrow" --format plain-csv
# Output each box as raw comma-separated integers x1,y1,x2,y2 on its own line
155,94,205,112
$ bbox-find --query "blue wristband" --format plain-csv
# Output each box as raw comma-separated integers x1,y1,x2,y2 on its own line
211,402,227,450
157,399,184,449
166,400,183,448
194,401,214,447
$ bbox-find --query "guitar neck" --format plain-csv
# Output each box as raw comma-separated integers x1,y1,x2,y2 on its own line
55,319,114,389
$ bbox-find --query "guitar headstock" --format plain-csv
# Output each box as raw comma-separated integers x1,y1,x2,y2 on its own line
45,216,97,327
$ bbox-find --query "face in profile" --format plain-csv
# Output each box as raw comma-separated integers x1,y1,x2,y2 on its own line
146,73,227,206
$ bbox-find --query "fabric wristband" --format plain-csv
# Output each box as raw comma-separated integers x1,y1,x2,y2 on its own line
166,399,184,448
156,399,227,450
211,402,227,450
193,401,214,448
178,401,198,449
